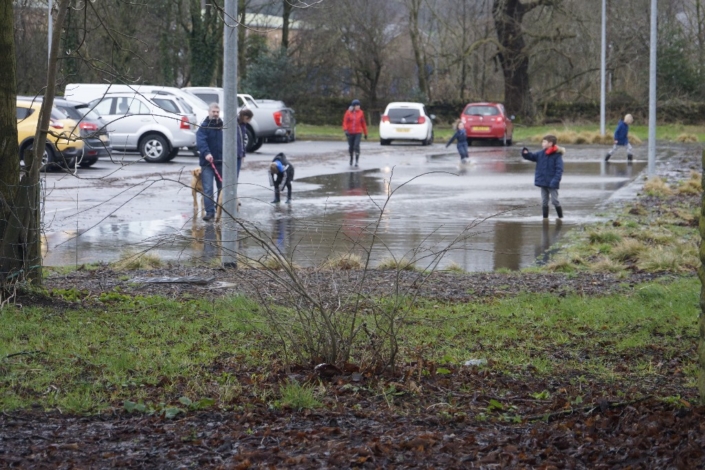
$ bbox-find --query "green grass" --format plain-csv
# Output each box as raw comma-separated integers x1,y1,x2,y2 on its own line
296,122,705,143
1,276,697,413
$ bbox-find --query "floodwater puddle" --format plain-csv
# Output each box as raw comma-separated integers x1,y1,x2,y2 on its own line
42,155,647,272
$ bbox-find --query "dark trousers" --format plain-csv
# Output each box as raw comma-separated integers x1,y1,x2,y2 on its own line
274,182,292,201
347,133,362,156
457,142,468,160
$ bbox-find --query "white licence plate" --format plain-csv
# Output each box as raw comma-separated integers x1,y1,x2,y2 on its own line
395,128,411,133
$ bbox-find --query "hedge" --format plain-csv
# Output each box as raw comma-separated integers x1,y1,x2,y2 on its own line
288,97,705,126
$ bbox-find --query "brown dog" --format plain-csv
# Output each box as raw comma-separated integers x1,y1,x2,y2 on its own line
190,167,222,222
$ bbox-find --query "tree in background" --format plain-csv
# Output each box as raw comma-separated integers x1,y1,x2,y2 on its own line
187,0,222,86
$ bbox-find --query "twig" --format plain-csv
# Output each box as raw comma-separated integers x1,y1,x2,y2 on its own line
524,395,655,422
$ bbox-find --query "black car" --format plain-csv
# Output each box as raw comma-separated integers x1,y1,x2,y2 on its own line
19,96,112,168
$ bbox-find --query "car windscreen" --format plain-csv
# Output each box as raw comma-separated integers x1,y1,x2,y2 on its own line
464,106,499,116
72,105,103,121
177,97,194,114
194,93,219,105
387,108,420,123
57,105,82,120
152,98,180,114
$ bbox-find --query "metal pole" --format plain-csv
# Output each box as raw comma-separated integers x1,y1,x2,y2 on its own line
600,0,606,136
648,0,657,176
222,0,239,267
48,0,53,63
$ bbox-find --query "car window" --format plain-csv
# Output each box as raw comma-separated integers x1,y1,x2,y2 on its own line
388,108,420,123
58,105,82,120
51,107,68,120
152,98,180,114
125,98,150,115
176,97,193,114
464,106,499,116
92,98,114,115
16,106,34,120
195,93,220,105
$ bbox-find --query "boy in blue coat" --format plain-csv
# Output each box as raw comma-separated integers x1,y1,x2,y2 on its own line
522,135,565,219
605,114,634,162
445,121,469,161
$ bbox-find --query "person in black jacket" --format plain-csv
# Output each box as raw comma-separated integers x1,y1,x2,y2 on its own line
522,135,565,219
196,103,223,222
269,153,294,203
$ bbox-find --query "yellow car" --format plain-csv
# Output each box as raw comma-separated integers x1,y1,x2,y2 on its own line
17,99,83,169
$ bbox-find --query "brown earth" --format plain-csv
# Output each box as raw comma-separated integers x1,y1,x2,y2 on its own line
1,146,703,468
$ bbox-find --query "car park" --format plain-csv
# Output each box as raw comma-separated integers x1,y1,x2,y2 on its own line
183,87,295,151
379,102,434,145
16,98,84,170
461,102,514,146
88,92,196,162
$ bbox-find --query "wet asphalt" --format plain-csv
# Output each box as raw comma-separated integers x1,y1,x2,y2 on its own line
41,140,650,271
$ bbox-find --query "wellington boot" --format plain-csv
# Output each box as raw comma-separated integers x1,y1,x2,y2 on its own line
542,206,549,219
556,206,563,219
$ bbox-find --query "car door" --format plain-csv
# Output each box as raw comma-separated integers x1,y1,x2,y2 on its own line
122,97,152,148
91,97,129,148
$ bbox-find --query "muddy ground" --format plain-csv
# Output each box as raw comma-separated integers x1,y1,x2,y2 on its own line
1,147,704,469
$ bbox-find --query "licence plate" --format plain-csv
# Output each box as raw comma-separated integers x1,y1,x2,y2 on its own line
395,128,411,133
99,134,109,142
472,126,490,132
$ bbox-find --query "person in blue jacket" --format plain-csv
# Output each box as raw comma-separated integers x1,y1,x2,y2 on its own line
605,114,634,162
197,103,224,222
445,121,469,162
522,135,565,219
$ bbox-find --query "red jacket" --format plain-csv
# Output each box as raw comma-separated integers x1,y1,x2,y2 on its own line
342,109,368,136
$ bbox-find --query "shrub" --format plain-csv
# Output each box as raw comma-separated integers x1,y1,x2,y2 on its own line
675,133,698,143
676,171,702,195
588,230,622,244
113,251,163,270
322,253,364,270
643,177,673,197
611,238,647,261
377,257,417,271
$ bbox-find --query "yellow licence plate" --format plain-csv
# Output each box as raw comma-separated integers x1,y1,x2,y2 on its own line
472,126,490,132
395,128,411,133
99,135,108,142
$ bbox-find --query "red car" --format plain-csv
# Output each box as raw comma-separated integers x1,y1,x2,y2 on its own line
460,102,514,146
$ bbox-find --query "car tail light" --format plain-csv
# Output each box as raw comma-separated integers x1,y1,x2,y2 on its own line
381,115,390,123
50,119,64,129
496,117,503,122
417,116,426,124
79,122,98,131
180,116,190,129
273,111,283,127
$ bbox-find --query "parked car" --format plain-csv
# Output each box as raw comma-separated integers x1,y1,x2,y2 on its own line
16,98,84,170
88,92,196,162
20,96,112,168
461,102,514,146
379,102,435,146
182,87,295,151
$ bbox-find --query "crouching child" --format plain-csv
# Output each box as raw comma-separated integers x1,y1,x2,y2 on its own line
269,153,294,204
521,135,565,219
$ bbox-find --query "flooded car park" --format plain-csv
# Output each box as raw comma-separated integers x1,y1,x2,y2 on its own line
41,142,649,272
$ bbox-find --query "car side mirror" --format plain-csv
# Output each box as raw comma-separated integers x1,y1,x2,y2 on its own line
510,115,515,121
430,114,436,120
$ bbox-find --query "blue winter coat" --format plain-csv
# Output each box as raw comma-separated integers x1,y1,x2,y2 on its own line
197,118,223,166
613,120,629,145
446,129,468,146
522,147,564,189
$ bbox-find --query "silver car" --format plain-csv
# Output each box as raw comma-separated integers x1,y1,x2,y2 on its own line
89,92,197,162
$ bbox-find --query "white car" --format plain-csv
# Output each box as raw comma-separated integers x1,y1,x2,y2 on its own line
379,102,435,146
89,92,197,162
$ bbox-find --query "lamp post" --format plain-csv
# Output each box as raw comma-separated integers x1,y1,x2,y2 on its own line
648,0,657,176
222,0,239,267
600,0,606,136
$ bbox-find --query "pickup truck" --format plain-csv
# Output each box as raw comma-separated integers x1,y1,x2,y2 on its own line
182,87,296,152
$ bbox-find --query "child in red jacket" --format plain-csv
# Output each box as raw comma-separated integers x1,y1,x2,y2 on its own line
342,99,368,167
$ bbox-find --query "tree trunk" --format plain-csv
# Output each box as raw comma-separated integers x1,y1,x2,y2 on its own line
699,148,705,404
282,0,292,50
189,0,222,86
238,0,246,81
407,0,430,101
492,0,535,120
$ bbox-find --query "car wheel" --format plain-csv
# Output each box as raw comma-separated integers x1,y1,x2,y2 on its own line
79,157,98,168
140,134,170,162
289,127,296,142
250,138,264,152
23,143,56,171
506,136,513,146
428,131,434,145
380,138,391,146
502,133,508,146
244,127,256,152
167,147,180,161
